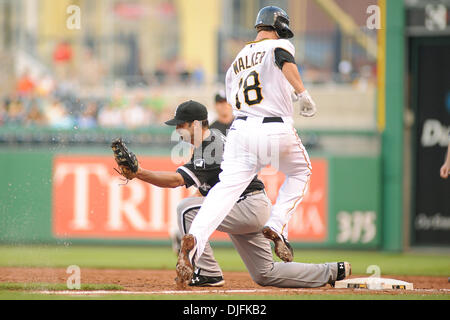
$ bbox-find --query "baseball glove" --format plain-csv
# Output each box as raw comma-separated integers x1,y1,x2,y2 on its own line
111,138,139,181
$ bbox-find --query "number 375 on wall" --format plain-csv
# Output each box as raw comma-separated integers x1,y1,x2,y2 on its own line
336,211,377,244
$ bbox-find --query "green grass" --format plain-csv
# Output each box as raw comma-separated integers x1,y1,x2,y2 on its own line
0,245,178,270
0,245,449,276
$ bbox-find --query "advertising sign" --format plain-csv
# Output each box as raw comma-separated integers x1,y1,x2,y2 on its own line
53,156,328,242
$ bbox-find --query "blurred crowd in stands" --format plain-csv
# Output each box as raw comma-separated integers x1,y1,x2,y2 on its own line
0,70,173,130
0,38,375,131
0,34,209,130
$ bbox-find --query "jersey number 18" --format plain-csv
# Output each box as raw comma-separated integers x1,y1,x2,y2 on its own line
235,71,263,109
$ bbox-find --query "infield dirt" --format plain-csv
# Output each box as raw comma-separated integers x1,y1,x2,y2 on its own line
0,267,449,296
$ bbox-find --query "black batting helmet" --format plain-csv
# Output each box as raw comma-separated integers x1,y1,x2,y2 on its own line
254,6,293,39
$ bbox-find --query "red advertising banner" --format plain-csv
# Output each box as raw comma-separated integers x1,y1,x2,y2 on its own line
53,156,327,242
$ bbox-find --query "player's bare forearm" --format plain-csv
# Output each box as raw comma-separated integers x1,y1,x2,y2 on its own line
136,168,185,188
446,144,450,164
282,62,305,94
440,144,450,179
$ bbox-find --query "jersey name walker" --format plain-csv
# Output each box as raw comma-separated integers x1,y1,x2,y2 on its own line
225,39,295,118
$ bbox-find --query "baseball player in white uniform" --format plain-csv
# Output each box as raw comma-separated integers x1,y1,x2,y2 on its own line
176,6,351,287
440,132,450,179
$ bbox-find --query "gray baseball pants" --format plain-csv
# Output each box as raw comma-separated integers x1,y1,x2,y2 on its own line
177,192,340,288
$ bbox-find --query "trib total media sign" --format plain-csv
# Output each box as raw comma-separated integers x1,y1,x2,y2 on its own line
52,156,327,242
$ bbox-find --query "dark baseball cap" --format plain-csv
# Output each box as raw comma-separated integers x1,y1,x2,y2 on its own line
215,90,227,103
165,100,208,126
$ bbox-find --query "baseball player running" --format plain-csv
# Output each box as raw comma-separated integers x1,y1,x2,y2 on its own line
176,6,351,287
112,100,351,289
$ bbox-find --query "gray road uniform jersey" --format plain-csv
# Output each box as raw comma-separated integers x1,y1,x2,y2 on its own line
176,129,264,197
176,129,341,288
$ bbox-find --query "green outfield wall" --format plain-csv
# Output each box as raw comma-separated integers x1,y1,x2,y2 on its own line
0,151,54,243
0,148,382,250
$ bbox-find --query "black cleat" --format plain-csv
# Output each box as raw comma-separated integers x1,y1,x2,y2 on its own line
329,262,352,287
189,273,225,287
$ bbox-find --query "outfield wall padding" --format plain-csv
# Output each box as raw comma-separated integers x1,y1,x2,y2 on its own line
0,149,381,249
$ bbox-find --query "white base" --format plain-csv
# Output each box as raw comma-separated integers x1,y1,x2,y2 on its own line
334,277,414,290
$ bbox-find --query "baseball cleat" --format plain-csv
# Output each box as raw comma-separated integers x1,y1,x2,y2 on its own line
189,273,225,287
329,261,352,287
262,226,293,262
338,261,352,280
176,234,196,289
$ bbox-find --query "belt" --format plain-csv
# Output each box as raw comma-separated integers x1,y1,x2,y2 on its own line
237,189,265,203
236,116,284,123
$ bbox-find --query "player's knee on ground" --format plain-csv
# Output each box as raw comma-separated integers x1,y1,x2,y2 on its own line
249,269,273,287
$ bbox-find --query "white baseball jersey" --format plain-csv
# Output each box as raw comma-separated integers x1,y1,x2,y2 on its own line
188,37,312,263
225,38,295,118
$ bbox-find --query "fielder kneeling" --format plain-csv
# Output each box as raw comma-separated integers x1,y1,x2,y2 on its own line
113,100,350,288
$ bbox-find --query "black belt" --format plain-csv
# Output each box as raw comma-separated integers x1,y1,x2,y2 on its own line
236,116,284,123
237,189,265,203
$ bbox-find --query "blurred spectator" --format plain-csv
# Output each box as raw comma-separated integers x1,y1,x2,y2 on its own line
123,99,152,128
192,63,205,85
77,101,98,129
98,103,124,128
0,99,8,125
154,69,166,85
16,70,36,97
110,84,129,109
7,98,26,125
53,40,73,80
210,90,234,136
24,101,46,126
338,60,353,83
79,48,105,87
44,99,74,129
174,57,189,84
354,65,375,91
53,40,73,63
146,93,167,121
301,63,332,85
179,69,191,83
154,56,192,85
154,58,172,85
36,73,55,96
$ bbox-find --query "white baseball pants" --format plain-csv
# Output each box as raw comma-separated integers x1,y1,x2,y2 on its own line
188,116,312,263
